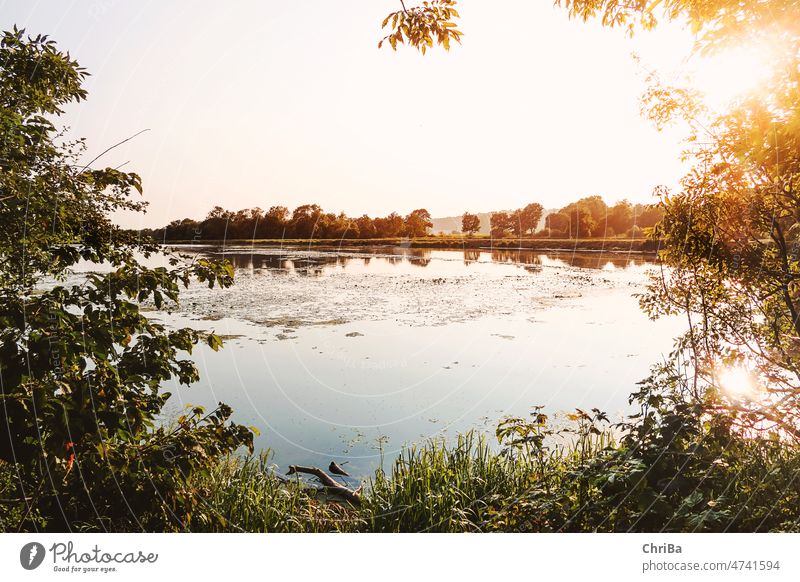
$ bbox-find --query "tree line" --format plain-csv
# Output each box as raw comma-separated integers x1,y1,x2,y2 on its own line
148,196,662,241
541,195,662,238
464,197,662,239
146,205,434,240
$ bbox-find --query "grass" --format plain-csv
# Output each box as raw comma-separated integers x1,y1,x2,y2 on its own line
192,454,362,532
7,411,800,532
189,430,624,533
187,421,800,533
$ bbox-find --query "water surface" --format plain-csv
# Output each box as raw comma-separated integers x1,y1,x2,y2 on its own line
151,245,683,478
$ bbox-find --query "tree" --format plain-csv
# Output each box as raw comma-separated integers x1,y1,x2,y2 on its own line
289,204,323,238
461,212,481,236
633,203,663,230
607,200,633,236
262,205,289,238
0,28,252,531
202,206,232,239
405,208,433,237
517,203,544,236
545,212,570,237
355,214,377,239
554,1,800,436
490,211,513,239
562,206,595,238
374,212,406,237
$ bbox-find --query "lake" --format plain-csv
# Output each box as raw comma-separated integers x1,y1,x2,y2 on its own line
151,245,684,479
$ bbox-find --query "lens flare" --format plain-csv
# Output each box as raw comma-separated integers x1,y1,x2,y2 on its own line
717,366,757,398
692,42,777,110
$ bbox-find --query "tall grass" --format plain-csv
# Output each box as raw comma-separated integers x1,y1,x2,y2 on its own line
364,434,531,532
188,420,800,533
193,453,362,532
191,430,620,533
7,421,800,532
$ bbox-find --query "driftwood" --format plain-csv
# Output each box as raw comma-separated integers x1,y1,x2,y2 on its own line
328,461,350,476
287,465,361,505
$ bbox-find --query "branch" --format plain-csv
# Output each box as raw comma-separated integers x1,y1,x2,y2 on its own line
79,128,150,173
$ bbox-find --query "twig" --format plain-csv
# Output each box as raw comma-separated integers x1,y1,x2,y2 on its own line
79,128,150,173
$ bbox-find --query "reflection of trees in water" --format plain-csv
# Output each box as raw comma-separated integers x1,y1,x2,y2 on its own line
208,252,341,276
463,250,480,264
492,249,644,270
205,248,646,276
206,249,432,276
491,250,543,268
548,253,641,270
407,257,431,267
390,247,432,266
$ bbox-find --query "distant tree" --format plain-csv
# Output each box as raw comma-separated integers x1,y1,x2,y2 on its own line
228,207,262,239
203,206,232,239
405,208,433,237
559,206,595,238
262,205,289,238
289,204,323,238
633,203,663,230
206,205,231,220
490,211,513,239
150,198,663,242
517,203,544,236
355,214,377,239
461,212,481,236
322,212,356,239
608,200,633,236
164,218,201,241
557,196,606,238
374,212,406,237
571,207,596,238
545,212,570,237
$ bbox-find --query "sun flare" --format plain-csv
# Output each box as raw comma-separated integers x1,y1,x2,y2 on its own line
692,43,777,109
716,365,758,399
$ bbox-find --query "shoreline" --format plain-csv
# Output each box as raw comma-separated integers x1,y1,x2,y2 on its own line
158,237,661,255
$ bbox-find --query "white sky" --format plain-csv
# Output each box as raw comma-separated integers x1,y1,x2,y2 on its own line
0,1,753,227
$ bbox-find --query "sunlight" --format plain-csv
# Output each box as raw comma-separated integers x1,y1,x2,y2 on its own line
716,365,758,399
692,43,776,109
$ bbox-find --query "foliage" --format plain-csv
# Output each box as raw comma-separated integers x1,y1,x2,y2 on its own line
148,204,437,241
489,211,513,239
175,395,800,532
515,202,545,236
555,0,797,51
461,212,481,236
379,0,463,54
405,208,433,237
545,196,662,238
628,3,800,438
0,28,252,532
149,197,662,242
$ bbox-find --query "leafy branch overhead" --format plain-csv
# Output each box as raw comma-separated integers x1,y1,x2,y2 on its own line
379,0,463,54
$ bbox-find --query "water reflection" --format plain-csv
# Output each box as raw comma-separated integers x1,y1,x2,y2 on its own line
179,245,653,277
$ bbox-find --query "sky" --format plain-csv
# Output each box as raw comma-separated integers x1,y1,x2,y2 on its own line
0,1,761,228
